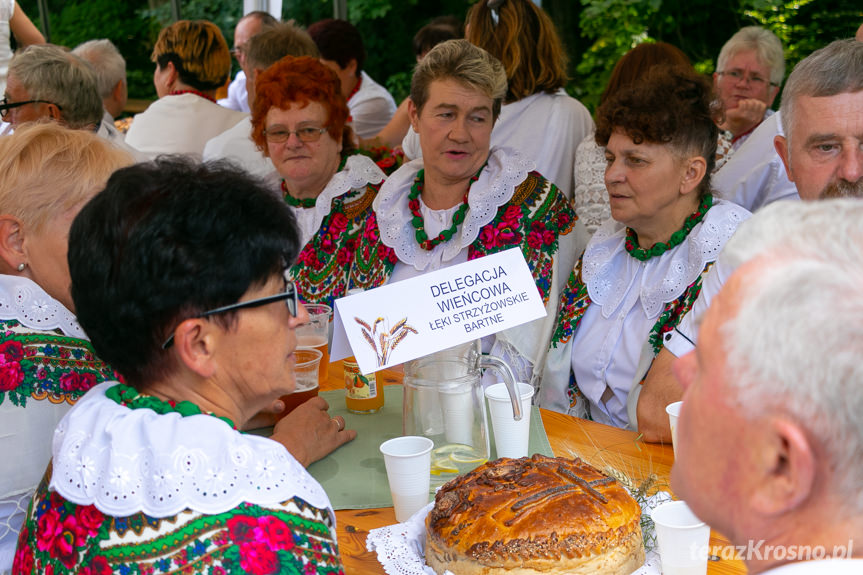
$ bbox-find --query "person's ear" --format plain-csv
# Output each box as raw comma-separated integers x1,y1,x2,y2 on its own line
345,58,358,78
172,318,219,379
0,215,27,272
163,60,179,91
680,156,707,196
45,102,62,122
749,418,816,516
112,79,127,108
408,98,420,133
774,135,794,182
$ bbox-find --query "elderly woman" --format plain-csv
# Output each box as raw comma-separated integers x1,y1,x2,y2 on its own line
713,26,784,169
574,42,693,235
542,66,751,430
373,39,578,385
402,0,593,202
125,20,246,158
0,124,132,572
13,158,353,574
251,55,392,307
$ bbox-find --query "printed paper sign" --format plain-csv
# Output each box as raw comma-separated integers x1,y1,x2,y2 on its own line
331,248,546,374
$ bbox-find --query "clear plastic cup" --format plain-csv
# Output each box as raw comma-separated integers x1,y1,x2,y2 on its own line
485,382,534,459
379,436,434,522
276,348,322,419
666,401,683,458
297,303,332,383
650,500,710,575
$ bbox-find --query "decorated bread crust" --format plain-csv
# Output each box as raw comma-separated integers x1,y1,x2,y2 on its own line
425,454,644,575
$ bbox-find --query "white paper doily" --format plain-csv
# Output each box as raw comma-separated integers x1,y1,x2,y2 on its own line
367,491,672,575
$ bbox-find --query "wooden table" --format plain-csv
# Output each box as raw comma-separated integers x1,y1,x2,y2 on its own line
320,361,746,574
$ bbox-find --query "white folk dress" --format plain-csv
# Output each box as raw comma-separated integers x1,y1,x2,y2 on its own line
542,199,750,428
373,147,580,385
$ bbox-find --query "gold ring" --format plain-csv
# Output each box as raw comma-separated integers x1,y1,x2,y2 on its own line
332,417,342,431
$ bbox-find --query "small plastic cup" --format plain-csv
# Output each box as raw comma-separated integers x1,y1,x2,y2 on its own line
666,401,683,458
650,500,710,575
297,303,332,383
439,384,475,446
485,382,534,459
276,348,322,420
379,436,434,522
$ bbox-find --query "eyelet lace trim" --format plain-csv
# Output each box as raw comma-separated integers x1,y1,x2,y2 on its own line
0,275,86,339
573,135,612,235
50,383,332,517
294,154,385,245
583,199,748,319
374,147,535,270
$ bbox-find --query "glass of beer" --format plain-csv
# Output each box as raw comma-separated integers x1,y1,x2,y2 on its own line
278,347,322,419
296,303,331,383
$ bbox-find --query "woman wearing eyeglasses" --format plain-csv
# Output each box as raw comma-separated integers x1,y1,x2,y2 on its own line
13,157,354,574
251,55,395,307
0,124,132,574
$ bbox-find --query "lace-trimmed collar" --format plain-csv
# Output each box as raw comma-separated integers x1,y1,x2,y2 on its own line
0,274,86,339
582,198,748,319
298,154,385,237
374,146,534,270
51,382,333,518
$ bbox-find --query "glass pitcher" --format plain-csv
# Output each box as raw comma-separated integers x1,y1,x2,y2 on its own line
402,341,522,487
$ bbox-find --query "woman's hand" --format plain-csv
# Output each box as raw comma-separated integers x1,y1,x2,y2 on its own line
270,395,357,467
718,98,768,137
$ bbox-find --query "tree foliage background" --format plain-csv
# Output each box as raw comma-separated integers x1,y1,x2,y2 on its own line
18,0,863,115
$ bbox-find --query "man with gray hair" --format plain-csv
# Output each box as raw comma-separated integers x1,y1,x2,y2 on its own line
204,22,319,182
672,199,863,574
72,39,127,125
774,38,863,200
1,44,103,131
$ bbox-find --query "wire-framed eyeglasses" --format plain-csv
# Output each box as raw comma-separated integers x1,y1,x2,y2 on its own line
263,125,328,144
161,280,299,349
0,97,62,120
717,69,778,88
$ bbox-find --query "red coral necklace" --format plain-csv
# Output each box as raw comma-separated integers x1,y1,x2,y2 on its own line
408,165,484,251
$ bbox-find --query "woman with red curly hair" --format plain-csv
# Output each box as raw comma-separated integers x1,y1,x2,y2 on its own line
251,55,394,307
543,65,751,434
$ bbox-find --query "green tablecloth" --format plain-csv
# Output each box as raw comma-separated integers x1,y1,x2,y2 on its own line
307,386,553,510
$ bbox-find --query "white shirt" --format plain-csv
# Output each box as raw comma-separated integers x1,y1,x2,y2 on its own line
217,70,250,113
402,89,594,200
203,115,280,186
348,71,397,140
0,0,13,97
125,93,247,159
713,112,800,212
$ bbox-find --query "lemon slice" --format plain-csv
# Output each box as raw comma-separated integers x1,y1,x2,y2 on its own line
430,455,458,475
449,451,487,465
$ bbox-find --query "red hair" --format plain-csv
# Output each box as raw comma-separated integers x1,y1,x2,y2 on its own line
251,55,350,153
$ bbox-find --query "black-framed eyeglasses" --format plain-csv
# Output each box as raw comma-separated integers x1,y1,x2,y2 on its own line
161,281,299,349
263,125,328,144
0,97,62,120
